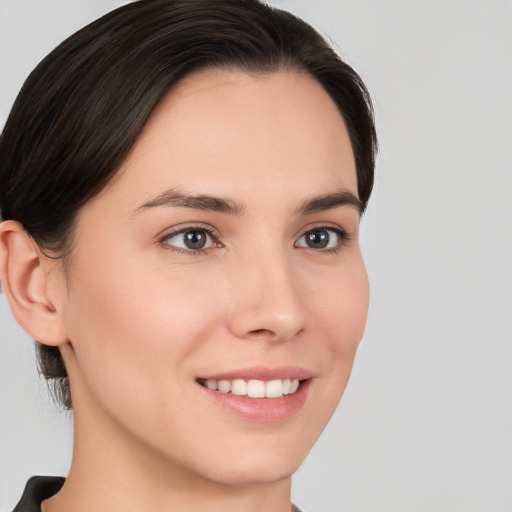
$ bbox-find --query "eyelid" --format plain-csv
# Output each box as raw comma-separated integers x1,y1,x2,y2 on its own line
297,222,349,238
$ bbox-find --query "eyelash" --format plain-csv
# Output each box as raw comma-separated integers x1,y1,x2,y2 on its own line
158,223,350,256
297,224,350,254
159,223,220,256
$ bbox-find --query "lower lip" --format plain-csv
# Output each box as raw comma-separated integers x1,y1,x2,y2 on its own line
198,379,312,422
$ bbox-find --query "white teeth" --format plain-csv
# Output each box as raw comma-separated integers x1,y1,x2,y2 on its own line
265,379,283,398
231,379,247,396
201,378,302,398
247,380,265,398
218,380,231,393
206,379,218,390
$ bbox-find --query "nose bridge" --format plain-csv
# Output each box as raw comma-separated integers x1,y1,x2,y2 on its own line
227,242,305,342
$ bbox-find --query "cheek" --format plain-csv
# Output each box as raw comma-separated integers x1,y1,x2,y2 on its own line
293,259,368,447
312,258,369,357
62,248,224,407
307,256,369,417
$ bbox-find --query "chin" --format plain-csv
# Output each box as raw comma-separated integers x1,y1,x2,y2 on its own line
192,432,313,487
207,457,300,487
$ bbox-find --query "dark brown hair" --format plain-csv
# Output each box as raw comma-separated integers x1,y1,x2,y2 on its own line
0,0,377,409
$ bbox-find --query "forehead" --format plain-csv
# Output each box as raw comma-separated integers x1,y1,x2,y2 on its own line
91,70,357,213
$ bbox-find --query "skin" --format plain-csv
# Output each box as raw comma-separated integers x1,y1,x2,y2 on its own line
0,70,369,512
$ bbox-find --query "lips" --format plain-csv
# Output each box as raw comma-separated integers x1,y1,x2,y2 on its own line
198,365,314,382
196,366,314,421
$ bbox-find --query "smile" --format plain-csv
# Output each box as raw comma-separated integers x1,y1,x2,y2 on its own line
196,366,314,420
198,378,301,398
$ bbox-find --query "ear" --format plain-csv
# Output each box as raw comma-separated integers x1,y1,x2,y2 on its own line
0,220,68,346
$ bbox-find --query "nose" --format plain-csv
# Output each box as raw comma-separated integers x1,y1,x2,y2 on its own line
226,248,306,343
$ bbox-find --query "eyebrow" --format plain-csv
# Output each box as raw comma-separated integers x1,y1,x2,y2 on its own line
296,190,363,215
132,189,245,216
132,188,362,217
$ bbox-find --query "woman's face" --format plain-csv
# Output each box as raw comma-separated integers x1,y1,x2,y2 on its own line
56,70,369,486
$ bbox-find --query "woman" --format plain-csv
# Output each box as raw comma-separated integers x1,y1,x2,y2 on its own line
0,1,377,511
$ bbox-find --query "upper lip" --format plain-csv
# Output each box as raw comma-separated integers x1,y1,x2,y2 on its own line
197,365,315,382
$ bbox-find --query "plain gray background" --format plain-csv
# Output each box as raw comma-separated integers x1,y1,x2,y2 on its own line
1,1,511,511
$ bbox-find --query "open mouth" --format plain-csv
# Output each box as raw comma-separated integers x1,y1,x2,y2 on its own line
197,378,303,398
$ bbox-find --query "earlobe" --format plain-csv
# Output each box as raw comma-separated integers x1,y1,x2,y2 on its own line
0,220,68,346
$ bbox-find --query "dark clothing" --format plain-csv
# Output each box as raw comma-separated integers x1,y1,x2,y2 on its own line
12,476,65,512
12,476,305,511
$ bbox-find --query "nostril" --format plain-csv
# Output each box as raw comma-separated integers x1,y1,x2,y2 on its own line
249,329,270,336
